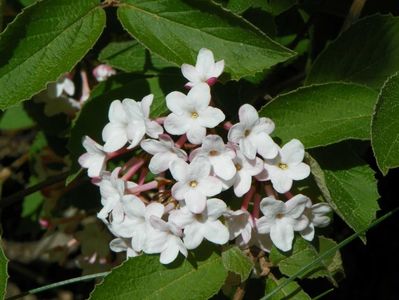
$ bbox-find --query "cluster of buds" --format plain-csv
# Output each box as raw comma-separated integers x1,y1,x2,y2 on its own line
79,49,332,264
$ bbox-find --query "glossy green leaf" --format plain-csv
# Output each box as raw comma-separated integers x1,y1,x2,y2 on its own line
270,236,340,283
98,40,173,73
265,277,310,300
310,142,380,242
90,251,227,300
67,73,184,183
0,239,7,299
117,0,295,80
372,72,399,175
222,246,254,282
307,15,399,90
0,0,106,109
226,0,271,14
259,83,378,148
0,103,34,130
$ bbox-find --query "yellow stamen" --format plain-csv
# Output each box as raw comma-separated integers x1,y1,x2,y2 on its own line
191,112,199,119
189,180,198,188
278,163,288,170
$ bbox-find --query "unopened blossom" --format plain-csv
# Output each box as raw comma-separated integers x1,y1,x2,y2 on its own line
300,202,332,241
170,198,229,249
181,48,224,88
93,64,116,82
164,83,225,144
78,136,107,178
102,95,163,152
170,157,222,213
141,134,188,174
190,135,236,180
228,104,278,160
47,75,75,98
261,139,310,193
109,238,139,258
257,195,309,252
144,216,187,264
224,209,252,244
225,149,264,197
110,197,164,252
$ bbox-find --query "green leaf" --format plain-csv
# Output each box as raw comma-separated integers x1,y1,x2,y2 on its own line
259,82,378,148
98,40,173,73
0,0,106,109
226,0,271,14
267,0,297,15
117,0,295,80
0,239,7,299
222,246,254,282
67,73,184,183
265,277,310,300
371,71,399,175
269,236,340,284
307,15,399,90
0,103,35,130
90,251,227,300
309,142,380,242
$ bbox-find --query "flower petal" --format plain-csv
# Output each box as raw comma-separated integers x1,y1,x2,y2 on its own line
238,104,258,127
164,113,190,135
270,220,294,252
286,163,310,180
181,64,200,83
186,125,206,144
141,94,153,117
203,220,229,245
206,198,227,219
184,189,207,214
281,139,305,164
184,223,204,249
198,106,225,128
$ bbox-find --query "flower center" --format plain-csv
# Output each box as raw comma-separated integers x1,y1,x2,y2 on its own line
276,213,284,219
209,150,219,156
278,163,288,170
191,112,199,119
235,163,242,171
244,129,251,137
189,180,198,188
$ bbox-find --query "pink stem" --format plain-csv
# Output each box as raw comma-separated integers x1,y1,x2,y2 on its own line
138,167,148,185
252,194,261,219
122,159,145,180
284,192,294,200
264,183,277,199
80,70,90,103
241,186,256,210
127,180,158,194
106,147,132,160
223,121,233,130
176,134,188,148
156,117,166,124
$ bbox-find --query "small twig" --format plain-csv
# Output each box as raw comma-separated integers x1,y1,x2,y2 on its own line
341,0,367,32
0,171,70,208
232,281,247,300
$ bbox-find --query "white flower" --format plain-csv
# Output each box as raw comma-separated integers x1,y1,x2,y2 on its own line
97,168,126,223
144,216,187,264
170,157,222,214
262,139,310,193
164,83,225,144
190,135,236,180
224,209,253,244
300,202,332,241
225,149,264,197
111,198,165,252
181,48,224,88
257,195,309,252
78,136,107,178
102,95,163,152
235,220,273,253
141,134,188,174
169,198,229,249
109,238,139,258
228,104,278,160
93,64,116,82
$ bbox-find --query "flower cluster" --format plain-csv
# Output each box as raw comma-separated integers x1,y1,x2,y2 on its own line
79,48,332,264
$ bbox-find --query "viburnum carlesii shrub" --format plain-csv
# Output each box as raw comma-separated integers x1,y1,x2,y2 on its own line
78,48,332,264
